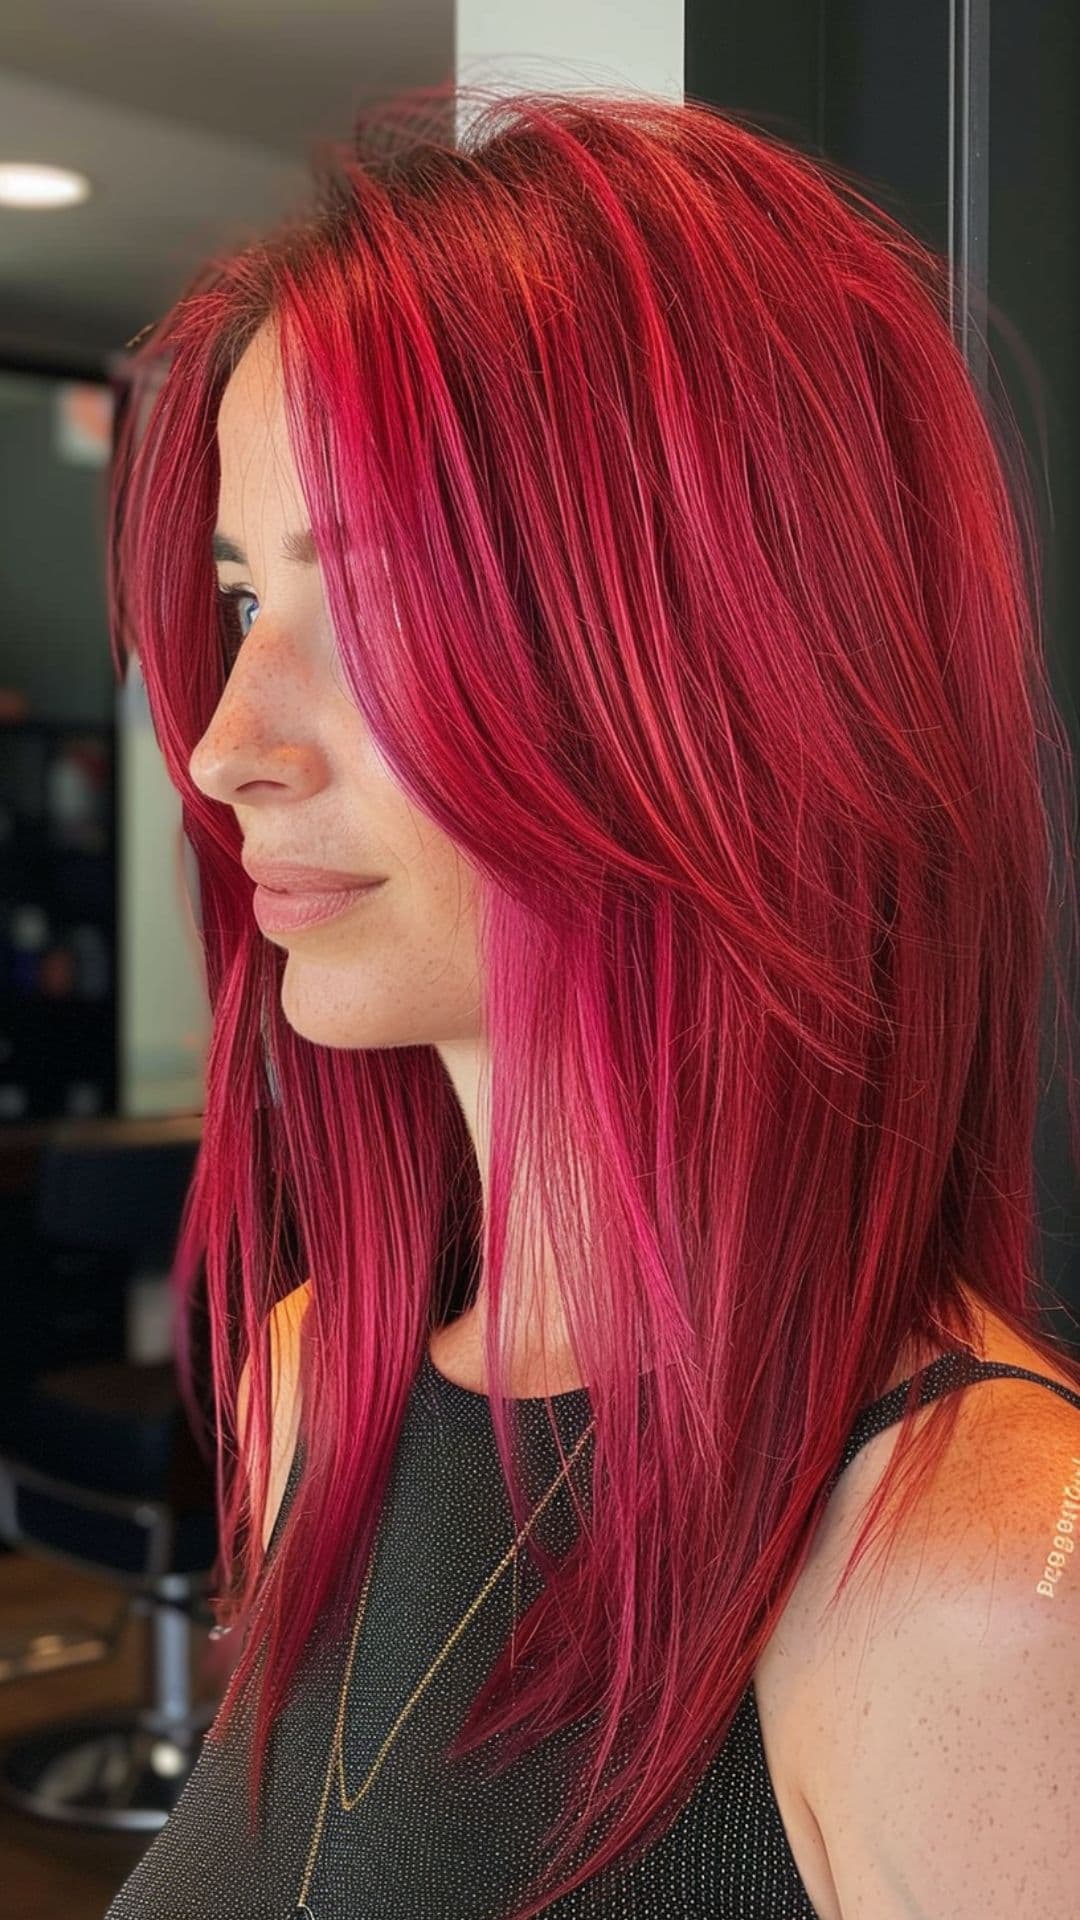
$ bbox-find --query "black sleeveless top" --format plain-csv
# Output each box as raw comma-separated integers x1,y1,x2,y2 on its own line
103,1346,1080,1919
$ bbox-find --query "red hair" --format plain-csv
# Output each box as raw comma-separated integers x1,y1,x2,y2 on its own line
107,84,1080,1914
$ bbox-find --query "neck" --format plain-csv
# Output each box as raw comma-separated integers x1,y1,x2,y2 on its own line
428,1298,586,1398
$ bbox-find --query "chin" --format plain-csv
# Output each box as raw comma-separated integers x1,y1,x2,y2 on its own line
279,987,406,1053
278,971,366,1050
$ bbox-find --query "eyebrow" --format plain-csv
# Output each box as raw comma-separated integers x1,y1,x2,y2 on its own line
212,527,319,567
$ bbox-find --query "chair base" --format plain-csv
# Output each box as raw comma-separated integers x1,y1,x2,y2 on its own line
0,1703,216,1832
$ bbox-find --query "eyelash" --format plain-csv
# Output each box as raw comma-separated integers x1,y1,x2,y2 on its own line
215,583,258,658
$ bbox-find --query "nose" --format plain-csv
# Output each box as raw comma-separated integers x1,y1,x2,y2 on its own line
188,655,330,809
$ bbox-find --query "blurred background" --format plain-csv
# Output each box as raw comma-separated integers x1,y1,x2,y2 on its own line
0,1,1076,1914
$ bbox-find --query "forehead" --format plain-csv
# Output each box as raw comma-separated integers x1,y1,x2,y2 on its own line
220,319,281,419
218,327,284,440
216,324,298,516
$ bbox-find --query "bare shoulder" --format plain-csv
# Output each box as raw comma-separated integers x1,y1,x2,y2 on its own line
796,1314,1080,1673
237,1279,312,1552
789,1311,1080,1917
237,1280,312,1409
271,1277,313,1345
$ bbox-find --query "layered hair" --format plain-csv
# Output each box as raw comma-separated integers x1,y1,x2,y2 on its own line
107,85,1080,1916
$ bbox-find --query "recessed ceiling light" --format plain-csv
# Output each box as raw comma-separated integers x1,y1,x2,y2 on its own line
0,163,91,209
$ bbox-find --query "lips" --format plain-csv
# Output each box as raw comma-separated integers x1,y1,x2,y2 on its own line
243,858,386,893
252,879,385,934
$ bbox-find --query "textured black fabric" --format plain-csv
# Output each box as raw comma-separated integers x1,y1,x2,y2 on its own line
104,1348,1080,1919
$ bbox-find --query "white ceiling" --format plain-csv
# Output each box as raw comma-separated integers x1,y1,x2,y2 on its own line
0,0,452,368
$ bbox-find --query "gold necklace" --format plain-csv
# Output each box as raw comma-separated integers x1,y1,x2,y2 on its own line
293,1407,597,1917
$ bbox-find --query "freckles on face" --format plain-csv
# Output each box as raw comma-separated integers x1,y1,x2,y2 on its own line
273,830,485,1054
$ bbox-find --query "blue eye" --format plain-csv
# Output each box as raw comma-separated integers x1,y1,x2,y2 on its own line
216,584,259,656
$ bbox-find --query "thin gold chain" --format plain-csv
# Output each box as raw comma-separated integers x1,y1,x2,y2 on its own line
294,1410,597,1916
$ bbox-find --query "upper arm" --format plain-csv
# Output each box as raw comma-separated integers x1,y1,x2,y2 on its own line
801,1381,1080,1918
236,1279,311,1555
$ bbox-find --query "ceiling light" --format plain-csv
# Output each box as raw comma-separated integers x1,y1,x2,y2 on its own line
0,163,91,209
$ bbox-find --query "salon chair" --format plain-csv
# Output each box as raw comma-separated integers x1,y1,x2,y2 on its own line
0,1133,219,1832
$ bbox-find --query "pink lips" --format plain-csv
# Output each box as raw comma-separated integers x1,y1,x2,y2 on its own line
243,858,385,892
252,880,385,933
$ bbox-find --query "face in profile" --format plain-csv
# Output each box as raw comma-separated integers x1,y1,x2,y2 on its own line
188,322,484,1054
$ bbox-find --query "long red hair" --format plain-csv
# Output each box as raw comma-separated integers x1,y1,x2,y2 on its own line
107,85,1080,1915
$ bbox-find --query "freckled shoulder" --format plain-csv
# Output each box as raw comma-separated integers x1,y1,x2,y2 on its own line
783,1333,1080,1918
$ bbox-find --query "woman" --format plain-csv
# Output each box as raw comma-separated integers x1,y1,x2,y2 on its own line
104,86,1080,1919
